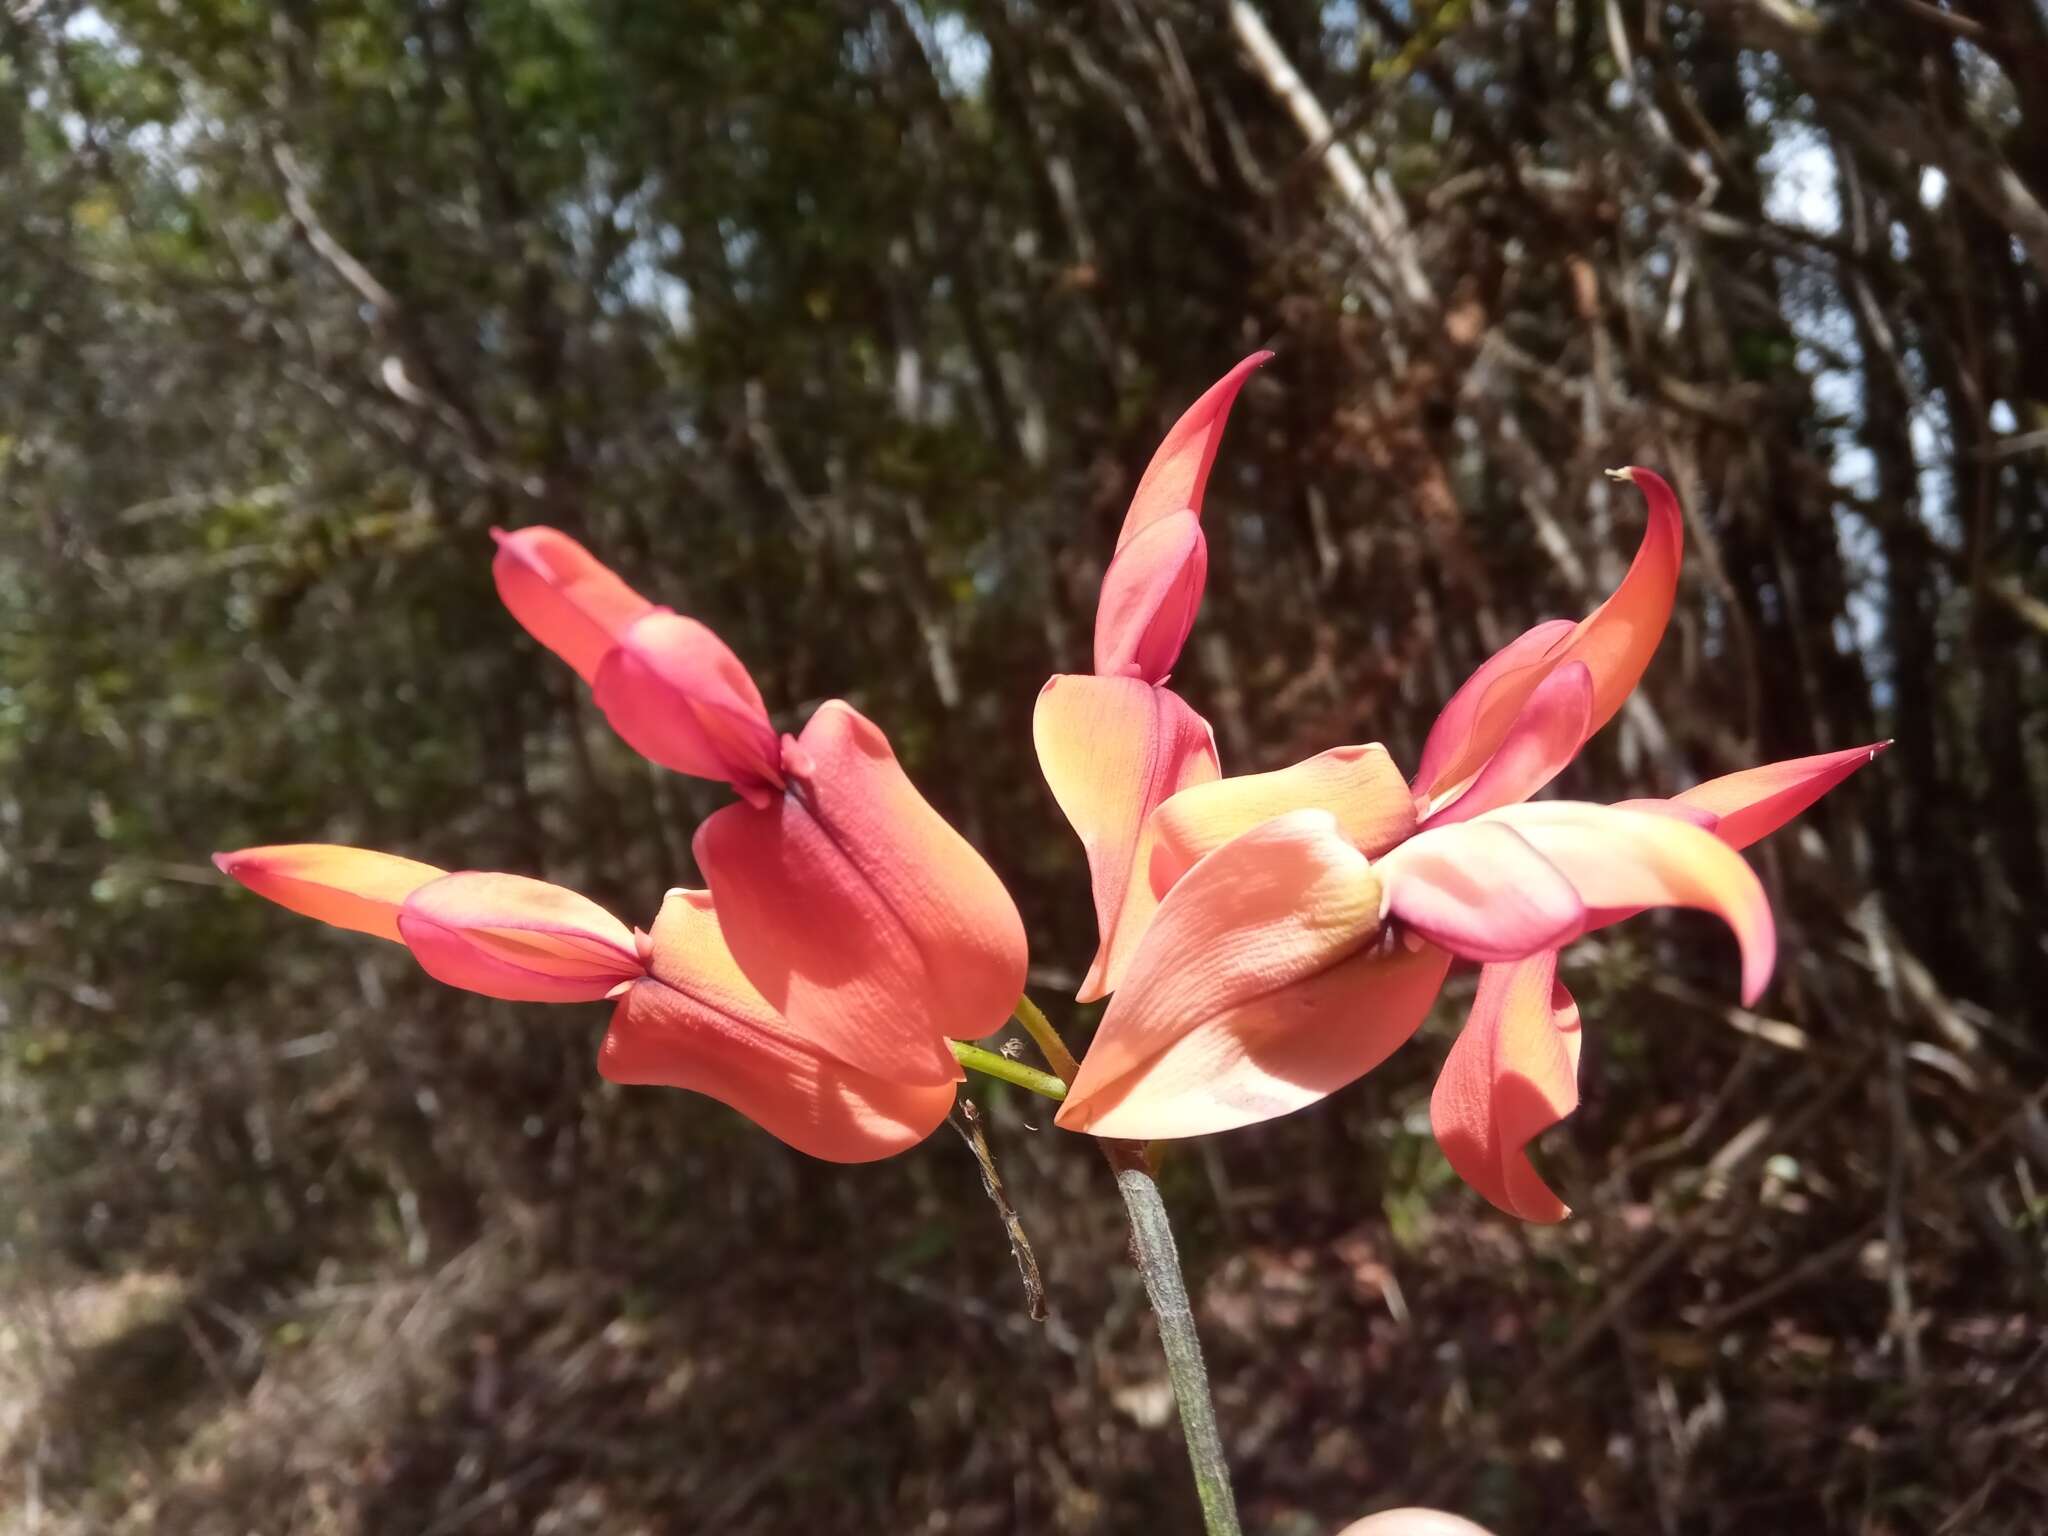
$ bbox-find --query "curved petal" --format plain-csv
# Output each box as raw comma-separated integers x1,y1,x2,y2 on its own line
1431,952,1581,1224
1093,510,1206,683
1673,740,1890,851
1376,822,1586,962
212,844,445,943
600,891,954,1162
1422,663,1592,825
1149,743,1416,898
694,701,1027,1086
1114,351,1272,550
1056,810,1448,1138
1477,800,1776,1003
1413,467,1683,801
491,526,655,685
1411,620,1574,804
592,610,784,802
1032,675,1221,1000
397,872,644,1003
1562,466,1685,739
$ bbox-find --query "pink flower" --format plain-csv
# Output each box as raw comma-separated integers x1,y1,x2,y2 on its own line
1057,468,1886,1221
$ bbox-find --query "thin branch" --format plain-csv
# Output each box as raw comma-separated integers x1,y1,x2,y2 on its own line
948,1099,1048,1323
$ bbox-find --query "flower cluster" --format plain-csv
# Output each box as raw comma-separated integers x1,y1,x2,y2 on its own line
217,532,1028,1161
1042,359,1885,1221
219,358,1881,1219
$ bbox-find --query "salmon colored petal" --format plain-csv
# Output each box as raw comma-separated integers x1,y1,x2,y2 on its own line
592,609,784,802
397,872,644,1003
1057,810,1447,1138
491,526,655,685
1376,822,1586,962
1673,740,1890,851
1431,952,1581,1224
1058,940,1449,1139
694,701,1027,1086
1414,467,1682,801
212,844,446,943
1033,675,1221,1000
1423,662,1593,824
1114,351,1272,550
1411,619,1574,804
1478,800,1776,1003
1149,743,1415,898
600,891,954,1162
1093,510,1207,683
1559,466,1685,739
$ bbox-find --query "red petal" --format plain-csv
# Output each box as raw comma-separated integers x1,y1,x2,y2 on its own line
1113,352,1272,551
1559,467,1684,739
397,872,644,1003
592,610,783,798
491,526,655,685
1672,740,1891,850
694,701,1027,1086
1032,675,1220,1000
1431,952,1581,1223
213,844,445,943
1093,510,1206,683
601,891,954,1162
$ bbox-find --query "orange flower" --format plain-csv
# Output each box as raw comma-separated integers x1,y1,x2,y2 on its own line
1033,353,1269,1000
1058,469,1886,1222
213,846,949,1161
491,527,1027,1087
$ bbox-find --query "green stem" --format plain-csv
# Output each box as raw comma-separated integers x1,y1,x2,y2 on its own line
948,1039,1068,1100
1114,1159,1242,1536
1012,993,1081,1083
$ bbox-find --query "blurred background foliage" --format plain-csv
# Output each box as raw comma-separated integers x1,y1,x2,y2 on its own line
3,0,2045,1531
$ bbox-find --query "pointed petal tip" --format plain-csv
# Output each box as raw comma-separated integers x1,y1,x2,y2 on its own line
492,525,655,685
1431,956,1582,1223
1673,738,1892,851
214,843,448,943
1115,354,1272,549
